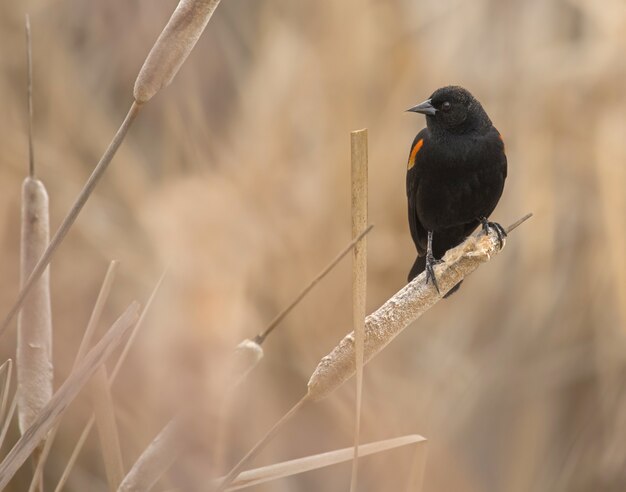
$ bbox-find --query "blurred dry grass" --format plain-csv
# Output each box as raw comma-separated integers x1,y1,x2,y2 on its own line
0,0,625,490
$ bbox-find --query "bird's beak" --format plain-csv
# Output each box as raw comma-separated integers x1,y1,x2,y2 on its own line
407,99,437,116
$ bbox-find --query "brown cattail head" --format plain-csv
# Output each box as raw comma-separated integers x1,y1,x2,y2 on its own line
134,0,222,103
17,177,53,434
307,229,506,401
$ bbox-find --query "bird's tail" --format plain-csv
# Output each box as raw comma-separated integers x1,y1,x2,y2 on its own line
407,255,462,298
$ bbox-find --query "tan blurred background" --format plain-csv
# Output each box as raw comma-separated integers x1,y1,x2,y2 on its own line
0,0,625,490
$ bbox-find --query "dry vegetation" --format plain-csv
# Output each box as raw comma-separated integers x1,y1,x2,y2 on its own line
0,0,625,490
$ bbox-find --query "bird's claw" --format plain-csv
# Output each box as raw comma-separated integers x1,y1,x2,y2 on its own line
481,218,507,250
425,253,441,294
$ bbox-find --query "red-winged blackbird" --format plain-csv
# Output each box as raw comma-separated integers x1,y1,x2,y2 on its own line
406,86,507,296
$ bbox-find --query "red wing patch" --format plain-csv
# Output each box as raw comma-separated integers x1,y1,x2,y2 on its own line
407,138,424,170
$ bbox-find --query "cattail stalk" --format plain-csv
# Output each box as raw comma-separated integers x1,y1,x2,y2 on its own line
349,129,368,492
134,0,222,103
17,15,53,441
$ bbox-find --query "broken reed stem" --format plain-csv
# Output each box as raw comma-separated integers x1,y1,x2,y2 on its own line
255,224,374,345
217,214,532,489
134,0,222,103
212,396,309,492
0,102,142,338
307,213,533,401
118,416,185,492
350,129,368,492
0,303,140,489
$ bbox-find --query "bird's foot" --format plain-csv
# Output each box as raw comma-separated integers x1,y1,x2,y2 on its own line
425,253,442,294
481,218,507,250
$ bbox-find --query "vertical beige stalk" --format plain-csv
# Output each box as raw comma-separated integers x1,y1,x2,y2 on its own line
17,180,53,434
134,0,222,103
350,129,368,492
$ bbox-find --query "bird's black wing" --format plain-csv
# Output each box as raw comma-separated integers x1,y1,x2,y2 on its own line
406,129,429,256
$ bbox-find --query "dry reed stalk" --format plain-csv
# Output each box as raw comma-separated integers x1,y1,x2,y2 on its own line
117,416,185,492
307,214,531,401
28,260,120,490
0,302,140,490
215,214,531,491
254,225,374,345
220,434,426,491
134,0,222,103
54,274,165,492
214,227,372,471
349,129,368,492
91,367,125,490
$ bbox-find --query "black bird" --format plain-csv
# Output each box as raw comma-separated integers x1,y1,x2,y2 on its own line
406,86,507,296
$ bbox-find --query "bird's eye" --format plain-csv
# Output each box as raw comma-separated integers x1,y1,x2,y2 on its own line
441,101,451,112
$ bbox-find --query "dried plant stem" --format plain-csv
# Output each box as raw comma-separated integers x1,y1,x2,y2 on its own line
134,0,222,103
25,14,34,178
213,396,309,492
254,224,374,344
118,415,185,492
75,261,120,365
0,394,18,450
349,129,368,492
29,260,120,490
220,434,426,491
91,367,125,490
0,101,142,339
307,213,533,401
53,274,165,492
0,303,140,490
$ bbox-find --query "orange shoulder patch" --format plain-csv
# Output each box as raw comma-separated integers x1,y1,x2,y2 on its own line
407,138,424,170
498,132,505,151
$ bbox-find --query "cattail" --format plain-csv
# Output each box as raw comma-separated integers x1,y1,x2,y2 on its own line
17,176,53,435
134,0,222,103
307,226,513,401
231,339,264,382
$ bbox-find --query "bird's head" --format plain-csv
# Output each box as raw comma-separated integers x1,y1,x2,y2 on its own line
407,86,491,135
